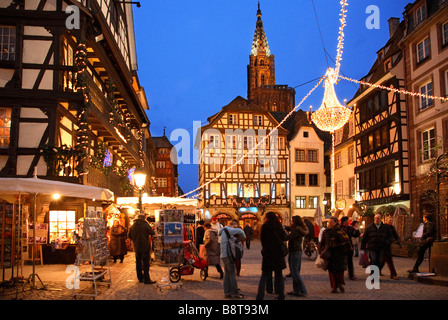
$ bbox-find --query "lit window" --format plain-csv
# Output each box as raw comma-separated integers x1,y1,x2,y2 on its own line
243,183,255,198
156,161,165,168
260,183,270,196
227,183,237,196
309,196,319,209
295,196,306,209
0,108,12,148
210,183,220,196
49,210,76,243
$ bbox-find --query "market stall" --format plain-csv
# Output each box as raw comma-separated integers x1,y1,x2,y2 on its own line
0,177,114,289
116,196,199,242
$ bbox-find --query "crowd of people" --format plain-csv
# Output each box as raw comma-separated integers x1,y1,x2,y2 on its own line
107,210,437,300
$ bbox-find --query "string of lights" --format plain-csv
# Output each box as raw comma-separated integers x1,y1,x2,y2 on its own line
334,0,348,81
179,76,325,199
339,75,448,102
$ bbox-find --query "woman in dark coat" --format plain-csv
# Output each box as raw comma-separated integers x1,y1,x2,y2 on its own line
109,220,128,263
256,212,287,300
318,216,352,293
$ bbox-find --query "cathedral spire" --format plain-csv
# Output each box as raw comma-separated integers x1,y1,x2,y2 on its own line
251,2,271,57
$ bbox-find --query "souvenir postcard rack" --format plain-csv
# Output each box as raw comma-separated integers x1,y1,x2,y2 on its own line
1,201,28,289
153,209,184,290
73,211,111,299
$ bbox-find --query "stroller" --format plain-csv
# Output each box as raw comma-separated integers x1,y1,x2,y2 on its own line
169,241,208,283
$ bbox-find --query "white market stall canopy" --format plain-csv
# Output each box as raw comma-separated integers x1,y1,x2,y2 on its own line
116,196,198,208
0,177,114,201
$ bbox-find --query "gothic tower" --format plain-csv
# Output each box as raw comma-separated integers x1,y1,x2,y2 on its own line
247,3,275,101
247,3,295,113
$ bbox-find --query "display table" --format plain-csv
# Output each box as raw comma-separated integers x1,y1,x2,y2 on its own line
42,244,77,264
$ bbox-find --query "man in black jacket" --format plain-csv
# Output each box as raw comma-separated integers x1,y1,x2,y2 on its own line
409,213,436,273
361,214,391,271
128,213,156,284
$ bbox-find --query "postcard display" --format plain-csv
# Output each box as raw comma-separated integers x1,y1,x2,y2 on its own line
153,209,184,289
73,211,111,299
1,201,28,285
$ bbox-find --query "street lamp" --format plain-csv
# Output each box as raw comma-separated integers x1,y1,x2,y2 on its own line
133,168,147,213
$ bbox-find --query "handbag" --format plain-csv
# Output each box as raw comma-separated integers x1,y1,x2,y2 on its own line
315,256,329,270
359,251,369,268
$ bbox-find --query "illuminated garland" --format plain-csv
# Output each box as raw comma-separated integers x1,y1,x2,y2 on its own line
74,41,90,175
334,0,348,81
339,75,448,102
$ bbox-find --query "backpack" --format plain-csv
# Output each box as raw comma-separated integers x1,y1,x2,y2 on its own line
224,227,244,261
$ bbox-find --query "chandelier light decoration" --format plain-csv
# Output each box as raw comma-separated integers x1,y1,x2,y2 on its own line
311,68,351,133
311,68,351,211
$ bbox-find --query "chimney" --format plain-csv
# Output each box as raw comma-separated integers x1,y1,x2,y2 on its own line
388,17,400,38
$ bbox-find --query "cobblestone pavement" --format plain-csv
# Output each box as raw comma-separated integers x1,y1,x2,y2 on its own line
1,239,448,301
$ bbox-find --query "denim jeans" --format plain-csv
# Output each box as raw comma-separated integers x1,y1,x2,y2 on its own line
256,269,284,300
221,257,238,296
288,251,307,295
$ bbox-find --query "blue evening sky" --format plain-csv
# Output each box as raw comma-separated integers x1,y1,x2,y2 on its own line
132,0,410,196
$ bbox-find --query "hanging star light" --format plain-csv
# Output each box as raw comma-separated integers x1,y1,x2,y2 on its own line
311,68,351,133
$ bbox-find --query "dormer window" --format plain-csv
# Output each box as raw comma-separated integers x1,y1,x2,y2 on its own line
415,3,426,25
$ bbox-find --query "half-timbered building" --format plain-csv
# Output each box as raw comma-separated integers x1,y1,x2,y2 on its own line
199,5,293,227
0,0,153,241
349,18,410,214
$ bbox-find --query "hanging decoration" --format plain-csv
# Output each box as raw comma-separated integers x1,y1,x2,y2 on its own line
73,41,90,175
311,68,351,133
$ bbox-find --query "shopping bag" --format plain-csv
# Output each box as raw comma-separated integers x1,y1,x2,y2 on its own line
359,251,369,268
315,256,328,270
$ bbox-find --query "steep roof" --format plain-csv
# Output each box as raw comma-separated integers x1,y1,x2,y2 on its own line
250,2,271,57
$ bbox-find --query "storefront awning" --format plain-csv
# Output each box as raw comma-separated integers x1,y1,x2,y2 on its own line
116,196,197,207
0,177,114,201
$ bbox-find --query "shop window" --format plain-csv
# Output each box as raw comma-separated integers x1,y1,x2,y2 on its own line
49,210,76,243
0,108,12,148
